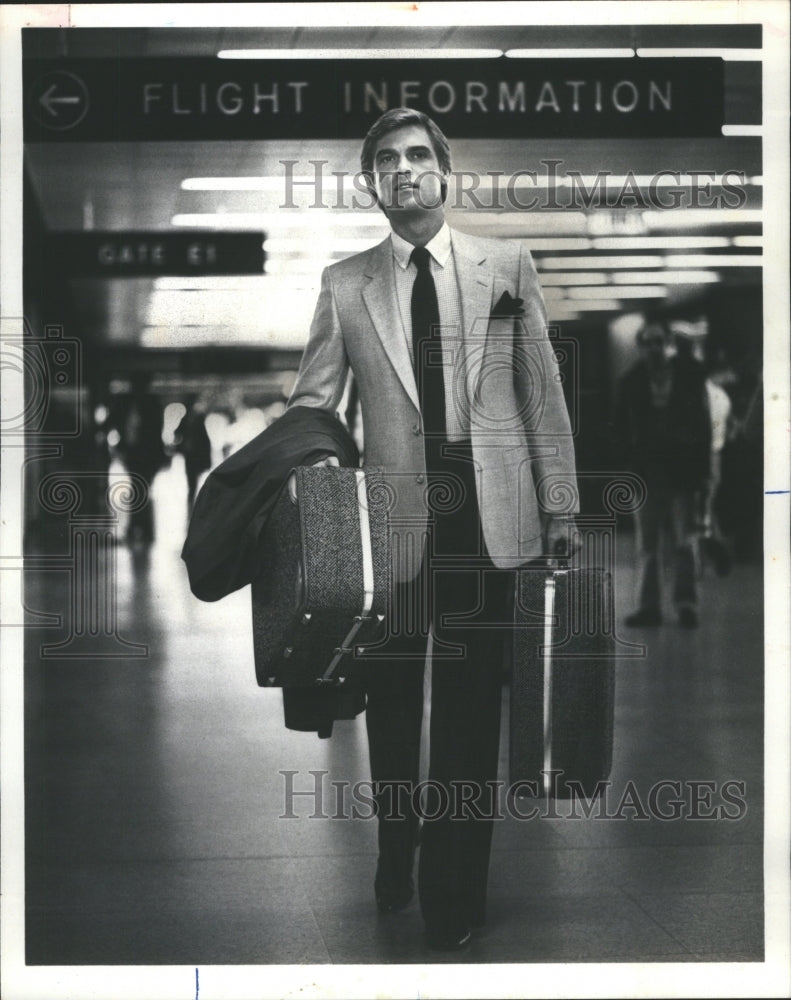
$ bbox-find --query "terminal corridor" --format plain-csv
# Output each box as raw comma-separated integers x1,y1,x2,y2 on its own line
24,457,764,966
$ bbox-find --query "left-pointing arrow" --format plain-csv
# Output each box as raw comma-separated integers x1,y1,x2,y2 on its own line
39,83,81,117
30,72,90,131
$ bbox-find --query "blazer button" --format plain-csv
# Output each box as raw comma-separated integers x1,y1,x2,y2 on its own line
412,423,421,435
416,474,425,484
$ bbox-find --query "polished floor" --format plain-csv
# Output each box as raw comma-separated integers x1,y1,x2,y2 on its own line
24,457,764,966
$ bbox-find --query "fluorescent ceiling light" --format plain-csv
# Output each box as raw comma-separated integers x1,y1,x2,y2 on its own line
635,48,762,61
721,125,763,137
151,274,317,292
141,326,250,346
519,238,591,251
266,237,378,255
663,254,762,268
642,209,763,230
613,271,720,285
182,177,316,191
265,258,335,275
145,291,281,328
153,276,268,291
568,285,667,299
505,49,634,59
540,256,664,270
171,212,390,230
453,211,589,234
183,174,762,195
554,300,623,311
591,236,731,250
146,287,319,328
141,326,308,349
522,174,758,189
643,173,758,187
541,255,758,273
539,272,609,286
218,48,504,60
540,271,721,287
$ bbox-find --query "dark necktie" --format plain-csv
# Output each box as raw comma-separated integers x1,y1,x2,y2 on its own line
410,246,446,442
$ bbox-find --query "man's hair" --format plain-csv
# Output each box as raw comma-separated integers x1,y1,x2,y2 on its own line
360,107,452,206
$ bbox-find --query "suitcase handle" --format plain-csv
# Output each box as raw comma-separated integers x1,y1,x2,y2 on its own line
542,575,556,794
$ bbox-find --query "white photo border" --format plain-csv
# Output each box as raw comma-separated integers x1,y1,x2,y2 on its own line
1,3,788,998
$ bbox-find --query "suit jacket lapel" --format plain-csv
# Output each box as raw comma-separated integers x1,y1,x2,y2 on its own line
361,238,420,412
451,230,496,405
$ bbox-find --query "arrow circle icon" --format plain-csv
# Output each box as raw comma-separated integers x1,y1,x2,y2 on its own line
30,71,89,131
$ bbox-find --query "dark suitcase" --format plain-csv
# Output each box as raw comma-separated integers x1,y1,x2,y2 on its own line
251,465,390,688
510,564,615,798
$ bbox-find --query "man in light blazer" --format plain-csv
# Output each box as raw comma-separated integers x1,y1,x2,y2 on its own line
288,108,578,950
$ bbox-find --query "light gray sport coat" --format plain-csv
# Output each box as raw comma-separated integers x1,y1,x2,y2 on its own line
288,226,578,582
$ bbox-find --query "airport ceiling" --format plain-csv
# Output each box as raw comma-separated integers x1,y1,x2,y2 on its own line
23,25,762,350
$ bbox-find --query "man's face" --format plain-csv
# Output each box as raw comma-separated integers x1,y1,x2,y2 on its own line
371,124,447,215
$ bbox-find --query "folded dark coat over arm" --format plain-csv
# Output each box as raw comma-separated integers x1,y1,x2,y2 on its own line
181,405,359,603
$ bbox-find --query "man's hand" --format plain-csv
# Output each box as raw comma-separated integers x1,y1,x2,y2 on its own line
544,516,580,566
288,455,340,503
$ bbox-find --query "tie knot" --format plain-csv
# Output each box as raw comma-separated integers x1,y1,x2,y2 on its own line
410,246,431,272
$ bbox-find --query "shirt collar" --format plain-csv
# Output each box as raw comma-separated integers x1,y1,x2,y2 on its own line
391,222,452,271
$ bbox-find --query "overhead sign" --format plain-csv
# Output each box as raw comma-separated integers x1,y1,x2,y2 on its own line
48,232,265,277
24,57,725,140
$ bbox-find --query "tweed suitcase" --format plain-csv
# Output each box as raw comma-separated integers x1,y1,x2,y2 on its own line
251,465,390,688
510,565,615,798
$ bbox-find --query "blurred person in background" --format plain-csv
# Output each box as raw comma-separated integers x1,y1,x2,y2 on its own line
116,374,167,545
173,394,213,512
614,320,711,628
719,349,763,563
672,321,733,577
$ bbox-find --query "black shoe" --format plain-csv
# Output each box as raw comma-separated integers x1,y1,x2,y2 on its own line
375,882,414,914
701,535,733,577
678,606,699,629
625,608,663,627
374,841,417,914
425,922,472,952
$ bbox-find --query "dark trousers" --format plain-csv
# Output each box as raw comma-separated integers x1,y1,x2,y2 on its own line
363,440,513,928
124,462,156,544
185,463,202,512
635,475,699,614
